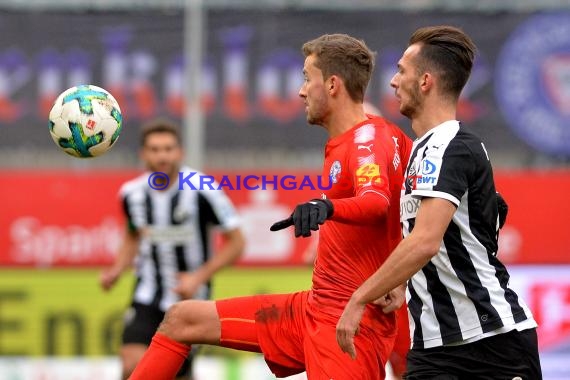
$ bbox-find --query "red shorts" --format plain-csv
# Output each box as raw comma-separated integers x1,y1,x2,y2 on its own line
215,290,395,380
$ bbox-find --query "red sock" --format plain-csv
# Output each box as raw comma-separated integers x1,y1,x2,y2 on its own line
128,333,191,380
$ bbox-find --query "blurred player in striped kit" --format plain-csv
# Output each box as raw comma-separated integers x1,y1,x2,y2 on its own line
100,118,245,380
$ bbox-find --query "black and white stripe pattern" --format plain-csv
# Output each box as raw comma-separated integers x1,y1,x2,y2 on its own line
120,166,240,311
400,120,536,349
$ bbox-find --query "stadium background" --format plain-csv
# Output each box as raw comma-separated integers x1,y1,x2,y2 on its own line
0,0,569,378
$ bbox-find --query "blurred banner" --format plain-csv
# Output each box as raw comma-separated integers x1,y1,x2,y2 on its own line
0,268,312,356
0,356,305,380
0,169,569,267
0,267,567,380
0,10,569,162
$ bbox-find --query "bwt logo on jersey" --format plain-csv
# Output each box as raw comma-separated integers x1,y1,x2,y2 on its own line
416,159,437,185
416,176,436,185
407,159,438,189
421,159,437,175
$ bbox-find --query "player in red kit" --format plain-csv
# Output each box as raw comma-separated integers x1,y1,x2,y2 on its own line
128,33,412,380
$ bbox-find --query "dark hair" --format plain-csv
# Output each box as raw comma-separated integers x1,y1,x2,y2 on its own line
302,34,375,103
140,118,182,147
409,25,476,99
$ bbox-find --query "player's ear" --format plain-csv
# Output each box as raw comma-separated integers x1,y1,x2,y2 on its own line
328,75,341,96
420,72,433,93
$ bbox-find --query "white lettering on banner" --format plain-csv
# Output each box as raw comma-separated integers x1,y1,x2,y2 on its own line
9,217,121,266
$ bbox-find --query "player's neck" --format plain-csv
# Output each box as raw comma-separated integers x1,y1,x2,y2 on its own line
411,98,457,138
325,102,368,139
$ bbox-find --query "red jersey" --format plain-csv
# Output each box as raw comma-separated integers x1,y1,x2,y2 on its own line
308,115,412,324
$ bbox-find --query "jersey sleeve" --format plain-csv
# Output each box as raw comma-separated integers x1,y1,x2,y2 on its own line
197,186,240,231
121,193,137,233
412,139,473,206
329,120,393,223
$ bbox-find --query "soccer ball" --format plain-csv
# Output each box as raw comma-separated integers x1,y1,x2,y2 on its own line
48,84,123,158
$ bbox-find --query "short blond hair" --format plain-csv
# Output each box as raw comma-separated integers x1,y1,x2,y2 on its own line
302,34,375,103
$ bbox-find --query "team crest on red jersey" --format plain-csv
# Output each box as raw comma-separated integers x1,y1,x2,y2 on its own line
329,160,341,183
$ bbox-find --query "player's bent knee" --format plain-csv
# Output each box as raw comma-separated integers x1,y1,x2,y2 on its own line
158,300,220,345
158,301,189,337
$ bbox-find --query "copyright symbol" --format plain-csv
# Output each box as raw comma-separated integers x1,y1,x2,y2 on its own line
148,172,169,190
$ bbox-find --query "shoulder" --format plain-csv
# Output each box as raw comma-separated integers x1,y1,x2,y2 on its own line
366,116,410,142
119,173,149,198
421,122,466,155
444,125,487,159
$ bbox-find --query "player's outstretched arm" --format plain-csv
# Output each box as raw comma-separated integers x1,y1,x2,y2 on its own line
336,197,455,359
173,228,245,298
270,199,333,238
100,229,139,291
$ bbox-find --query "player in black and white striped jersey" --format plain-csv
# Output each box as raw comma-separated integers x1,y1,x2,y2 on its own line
337,26,542,379
100,118,245,380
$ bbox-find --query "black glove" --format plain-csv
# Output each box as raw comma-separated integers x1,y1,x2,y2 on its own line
270,199,334,237
496,192,508,229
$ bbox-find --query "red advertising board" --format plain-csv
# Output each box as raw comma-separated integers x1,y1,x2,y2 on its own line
0,170,319,267
0,170,134,267
0,169,568,267
494,170,570,264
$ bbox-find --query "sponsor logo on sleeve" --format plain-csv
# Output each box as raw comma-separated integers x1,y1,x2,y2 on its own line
421,159,436,174
406,158,438,188
329,160,342,184
392,136,401,170
400,193,420,221
406,162,418,191
415,159,438,185
357,143,374,152
356,163,381,186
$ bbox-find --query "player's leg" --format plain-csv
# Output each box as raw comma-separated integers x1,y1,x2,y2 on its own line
128,300,220,380
120,344,148,380
129,293,308,380
121,302,165,379
217,292,307,377
174,346,198,380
